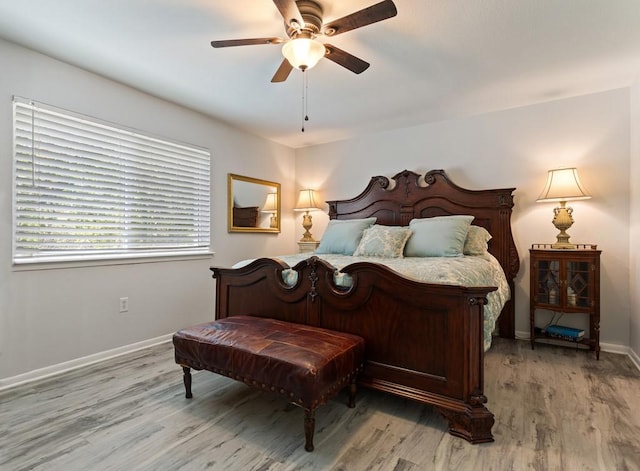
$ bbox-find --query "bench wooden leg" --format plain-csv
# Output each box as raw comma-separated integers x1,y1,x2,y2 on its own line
348,380,357,408
182,366,193,399
304,409,315,452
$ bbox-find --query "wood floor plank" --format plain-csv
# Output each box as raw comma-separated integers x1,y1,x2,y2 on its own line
1,339,639,471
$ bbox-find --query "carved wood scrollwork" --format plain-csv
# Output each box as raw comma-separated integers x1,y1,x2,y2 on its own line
468,296,489,306
497,193,514,207
424,172,437,185
403,177,411,198
509,246,520,279
306,257,319,302
468,389,488,406
373,175,390,189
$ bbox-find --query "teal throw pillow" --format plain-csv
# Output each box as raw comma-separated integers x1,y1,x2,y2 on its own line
316,217,377,255
404,215,474,257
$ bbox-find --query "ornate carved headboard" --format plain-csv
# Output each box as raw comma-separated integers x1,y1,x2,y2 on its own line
326,169,519,338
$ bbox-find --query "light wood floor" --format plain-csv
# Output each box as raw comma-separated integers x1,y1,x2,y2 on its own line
1,338,639,471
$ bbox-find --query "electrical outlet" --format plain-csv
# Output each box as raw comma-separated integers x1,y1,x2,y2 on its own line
119,297,129,313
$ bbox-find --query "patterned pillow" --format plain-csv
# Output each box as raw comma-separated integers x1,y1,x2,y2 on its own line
353,225,413,258
464,225,492,255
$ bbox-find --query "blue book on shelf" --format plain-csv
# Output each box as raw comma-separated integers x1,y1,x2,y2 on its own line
545,324,585,339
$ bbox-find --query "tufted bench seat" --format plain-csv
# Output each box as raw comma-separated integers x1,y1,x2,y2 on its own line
173,315,365,451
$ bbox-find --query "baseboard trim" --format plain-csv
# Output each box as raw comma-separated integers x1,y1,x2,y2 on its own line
514,329,638,371
3,332,637,391
0,334,173,391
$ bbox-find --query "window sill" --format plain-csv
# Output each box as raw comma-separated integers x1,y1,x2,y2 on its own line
12,250,215,272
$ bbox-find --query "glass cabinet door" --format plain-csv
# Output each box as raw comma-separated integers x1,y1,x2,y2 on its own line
566,260,591,309
534,257,592,310
536,259,560,307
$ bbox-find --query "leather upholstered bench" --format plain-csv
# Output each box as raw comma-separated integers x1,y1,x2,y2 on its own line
172,315,365,452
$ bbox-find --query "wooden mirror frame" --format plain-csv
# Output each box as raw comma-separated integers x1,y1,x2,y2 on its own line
228,173,281,233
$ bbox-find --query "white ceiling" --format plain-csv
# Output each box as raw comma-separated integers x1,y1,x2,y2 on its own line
1,0,639,148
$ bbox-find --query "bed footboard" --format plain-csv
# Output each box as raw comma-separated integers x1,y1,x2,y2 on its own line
211,256,497,443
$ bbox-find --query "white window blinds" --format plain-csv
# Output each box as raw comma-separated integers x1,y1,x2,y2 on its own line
12,97,211,263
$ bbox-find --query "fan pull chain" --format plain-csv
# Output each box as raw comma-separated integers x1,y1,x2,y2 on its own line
301,70,309,132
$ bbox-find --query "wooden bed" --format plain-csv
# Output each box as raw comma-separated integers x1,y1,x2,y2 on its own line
211,169,519,443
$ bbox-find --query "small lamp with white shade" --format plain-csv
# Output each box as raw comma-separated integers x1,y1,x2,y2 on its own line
261,192,279,229
536,167,591,249
294,189,323,242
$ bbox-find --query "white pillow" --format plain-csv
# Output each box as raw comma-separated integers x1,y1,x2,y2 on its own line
353,225,413,258
404,215,474,257
464,225,492,255
316,218,377,255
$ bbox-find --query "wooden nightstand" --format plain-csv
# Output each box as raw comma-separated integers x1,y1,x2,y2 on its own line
529,244,601,359
298,241,320,254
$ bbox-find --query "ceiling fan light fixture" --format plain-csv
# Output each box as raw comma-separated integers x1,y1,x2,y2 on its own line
282,37,326,71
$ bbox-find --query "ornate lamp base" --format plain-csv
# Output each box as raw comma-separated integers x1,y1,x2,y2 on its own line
551,202,576,249
299,211,316,242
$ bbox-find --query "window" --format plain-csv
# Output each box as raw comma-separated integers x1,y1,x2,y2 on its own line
12,97,211,264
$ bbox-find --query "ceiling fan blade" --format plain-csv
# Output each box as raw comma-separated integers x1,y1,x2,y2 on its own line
324,44,370,74
271,59,294,82
211,38,284,48
322,0,397,36
272,0,304,29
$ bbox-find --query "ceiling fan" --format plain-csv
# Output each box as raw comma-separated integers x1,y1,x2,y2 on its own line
211,0,398,83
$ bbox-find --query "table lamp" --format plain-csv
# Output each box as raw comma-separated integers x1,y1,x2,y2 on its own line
536,167,591,249
294,189,322,242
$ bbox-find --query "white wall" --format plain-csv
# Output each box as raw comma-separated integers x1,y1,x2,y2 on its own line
0,39,296,381
1,37,636,383
295,89,632,351
630,79,640,362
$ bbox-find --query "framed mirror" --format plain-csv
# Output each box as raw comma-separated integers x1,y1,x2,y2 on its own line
228,173,281,233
